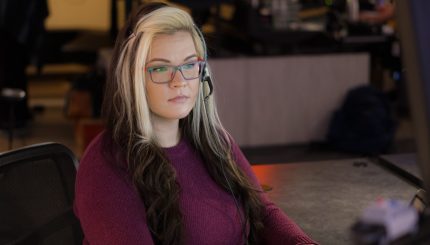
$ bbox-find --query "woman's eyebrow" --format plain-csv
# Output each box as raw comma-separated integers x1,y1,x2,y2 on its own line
147,58,170,63
147,54,198,64
183,54,198,61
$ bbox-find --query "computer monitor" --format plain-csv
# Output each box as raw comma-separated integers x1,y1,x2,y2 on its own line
396,0,430,208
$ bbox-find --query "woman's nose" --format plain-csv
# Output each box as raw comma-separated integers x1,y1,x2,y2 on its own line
170,70,187,88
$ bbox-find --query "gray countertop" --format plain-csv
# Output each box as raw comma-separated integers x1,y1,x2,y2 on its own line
252,158,418,244
380,153,422,179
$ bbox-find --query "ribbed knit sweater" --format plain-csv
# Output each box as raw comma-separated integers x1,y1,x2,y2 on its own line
74,132,317,245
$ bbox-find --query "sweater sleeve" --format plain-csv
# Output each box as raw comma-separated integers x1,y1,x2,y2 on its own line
74,138,154,245
230,140,318,245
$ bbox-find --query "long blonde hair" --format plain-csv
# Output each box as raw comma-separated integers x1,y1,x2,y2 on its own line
103,2,264,244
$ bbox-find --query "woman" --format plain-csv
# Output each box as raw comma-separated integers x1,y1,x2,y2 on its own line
74,2,317,245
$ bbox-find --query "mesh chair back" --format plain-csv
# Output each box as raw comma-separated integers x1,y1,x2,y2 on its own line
0,143,83,245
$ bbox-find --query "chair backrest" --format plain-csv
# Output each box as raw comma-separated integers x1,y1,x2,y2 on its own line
0,143,83,245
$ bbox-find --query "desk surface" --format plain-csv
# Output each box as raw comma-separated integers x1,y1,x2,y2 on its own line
380,153,421,179
251,158,418,244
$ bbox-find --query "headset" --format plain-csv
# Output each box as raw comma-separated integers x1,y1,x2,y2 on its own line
193,25,214,101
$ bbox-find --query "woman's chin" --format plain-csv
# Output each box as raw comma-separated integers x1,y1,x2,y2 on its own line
163,110,192,121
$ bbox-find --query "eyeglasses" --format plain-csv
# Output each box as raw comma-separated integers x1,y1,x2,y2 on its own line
146,60,205,84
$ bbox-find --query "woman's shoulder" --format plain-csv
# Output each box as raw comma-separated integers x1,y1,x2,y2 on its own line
79,131,108,165
78,131,126,174
74,132,139,222
75,131,132,197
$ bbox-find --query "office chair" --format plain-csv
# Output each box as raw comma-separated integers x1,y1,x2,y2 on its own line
0,143,83,245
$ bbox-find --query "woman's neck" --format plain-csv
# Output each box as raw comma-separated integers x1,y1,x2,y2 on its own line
152,115,181,148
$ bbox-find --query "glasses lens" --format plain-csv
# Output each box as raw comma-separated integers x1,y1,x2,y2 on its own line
149,66,173,83
181,62,201,80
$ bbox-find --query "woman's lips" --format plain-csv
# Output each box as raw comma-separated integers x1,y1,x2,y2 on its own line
168,95,189,103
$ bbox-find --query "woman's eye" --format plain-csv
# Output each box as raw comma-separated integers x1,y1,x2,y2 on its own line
182,62,196,70
152,66,168,73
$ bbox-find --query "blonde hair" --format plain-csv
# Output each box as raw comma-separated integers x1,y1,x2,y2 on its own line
112,5,209,143
103,2,264,244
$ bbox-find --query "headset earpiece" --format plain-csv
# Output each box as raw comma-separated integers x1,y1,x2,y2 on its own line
194,25,213,100
201,63,213,101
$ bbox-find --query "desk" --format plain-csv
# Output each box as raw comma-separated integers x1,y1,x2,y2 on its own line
380,153,421,179
251,158,417,244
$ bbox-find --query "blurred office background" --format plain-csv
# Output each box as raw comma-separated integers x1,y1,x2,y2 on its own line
0,0,414,163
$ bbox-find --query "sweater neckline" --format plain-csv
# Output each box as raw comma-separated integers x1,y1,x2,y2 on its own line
162,136,188,155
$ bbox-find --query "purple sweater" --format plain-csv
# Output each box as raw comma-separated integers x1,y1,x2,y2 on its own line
74,133,317,245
